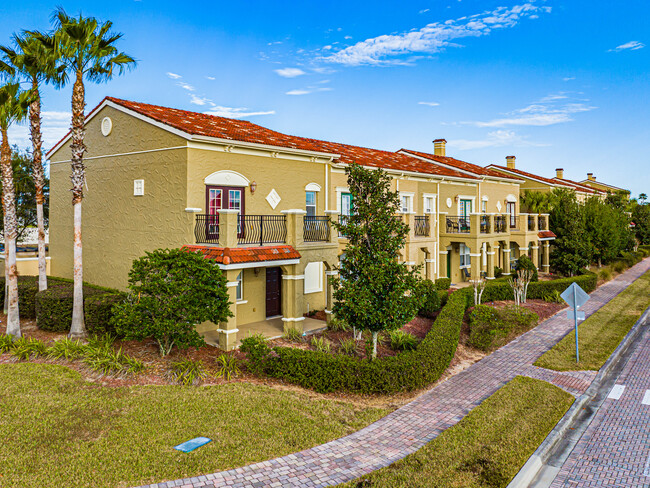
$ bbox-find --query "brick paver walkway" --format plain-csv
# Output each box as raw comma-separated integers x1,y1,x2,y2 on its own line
137,259,650,488
550,302,650,487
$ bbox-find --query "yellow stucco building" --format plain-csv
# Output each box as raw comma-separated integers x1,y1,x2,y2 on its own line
48,98,554,349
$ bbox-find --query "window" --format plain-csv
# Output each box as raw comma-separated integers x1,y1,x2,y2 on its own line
134,179,144,196
459,199,472,230
341,193,352,216
482,201,487,213
506,202,516,227
459,243,471,268
400,194,412,213
236,272,243,301
424,196,435,214
304,262,323,294
205,186,245,237
306,191,316,217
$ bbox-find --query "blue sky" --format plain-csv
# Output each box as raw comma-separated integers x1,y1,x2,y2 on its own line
1,0,648,196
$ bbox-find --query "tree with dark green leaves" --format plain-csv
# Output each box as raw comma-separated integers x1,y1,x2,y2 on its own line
549,188,591,276
331,163,422,359
583,195,632,267
110,248,232,356
632,203,650,245
0,147,49,243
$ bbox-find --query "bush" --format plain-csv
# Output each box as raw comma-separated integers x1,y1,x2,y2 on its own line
494,266,504,279
283,326,303,342
310,336,331,353
514,255,539,282
469,305,538,351
239,334,271,375
84,293,126,335
338,338,357,356
35,283,112,332
215,354,240,380
598,268,612,281
388,330,418,351
0,276,69,320
612,260,626,273
111,248,232,357
10,337,48,360
434,277,451,290
0,334,13,353
327,317,349,332
47,338,87,360
417,280,442,318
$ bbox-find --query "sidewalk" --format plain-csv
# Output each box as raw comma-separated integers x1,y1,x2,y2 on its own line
137,259,650,488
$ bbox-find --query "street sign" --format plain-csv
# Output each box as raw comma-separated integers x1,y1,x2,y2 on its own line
561,282,590,310
560,282,590,363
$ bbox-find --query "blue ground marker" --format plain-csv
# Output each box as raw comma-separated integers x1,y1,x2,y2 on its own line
174,437,212,453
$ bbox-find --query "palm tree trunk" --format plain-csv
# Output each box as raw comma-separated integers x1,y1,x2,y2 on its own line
68,71,86,339
29,79,47,291
1,128,20,338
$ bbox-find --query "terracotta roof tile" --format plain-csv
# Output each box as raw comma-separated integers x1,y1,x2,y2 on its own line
551,178,602,194
400,149,522,181
487,165,564,186
182,245,301,265
538,230,557,239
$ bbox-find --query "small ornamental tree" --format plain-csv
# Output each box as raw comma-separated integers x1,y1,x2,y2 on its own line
632,203,650,245
331,163,422,359
549,188,591,276
111,248,232,356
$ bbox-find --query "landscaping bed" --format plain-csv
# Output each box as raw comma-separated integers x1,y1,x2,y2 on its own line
339,376,574,488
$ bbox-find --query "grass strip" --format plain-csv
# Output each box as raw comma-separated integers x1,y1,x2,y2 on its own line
535,269,650,371
0,363,388,488
341,376,573,488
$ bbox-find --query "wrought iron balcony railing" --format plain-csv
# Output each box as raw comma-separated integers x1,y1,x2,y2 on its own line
480,215,491,234
538,215,547,230
303,216,330,242
194,214,220,244
494,215,508,233
509,214,519,230
414,215,431,237
528,215,536,231
238,215,286,246
446,216,471,234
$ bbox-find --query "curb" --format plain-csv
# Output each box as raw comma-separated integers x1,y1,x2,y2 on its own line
507,302,650,488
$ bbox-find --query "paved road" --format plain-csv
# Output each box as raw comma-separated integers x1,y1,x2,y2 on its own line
136,259,650,488
542,307,650,488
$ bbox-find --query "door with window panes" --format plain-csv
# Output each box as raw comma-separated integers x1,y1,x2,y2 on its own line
459,199,472,231
206,186,244,239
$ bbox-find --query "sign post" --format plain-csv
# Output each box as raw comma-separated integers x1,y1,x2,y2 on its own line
561,282,590,363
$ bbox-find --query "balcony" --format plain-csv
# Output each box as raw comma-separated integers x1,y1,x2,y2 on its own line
445,216,471,234
303,216,330,242
414,215,431,237
480,215,491,234
494,215,508,233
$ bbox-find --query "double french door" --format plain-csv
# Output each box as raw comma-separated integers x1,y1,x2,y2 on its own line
206,186,244,239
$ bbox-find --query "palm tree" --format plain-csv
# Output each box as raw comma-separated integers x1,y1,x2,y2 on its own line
31,8,135,338
639,193,647,205
0,82,34,339
0,33,62,293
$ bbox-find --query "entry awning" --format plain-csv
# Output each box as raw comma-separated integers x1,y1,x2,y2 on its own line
182,245,301,270
538,230,557,241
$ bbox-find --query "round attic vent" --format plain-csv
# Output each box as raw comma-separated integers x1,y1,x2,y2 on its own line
101,117,113,136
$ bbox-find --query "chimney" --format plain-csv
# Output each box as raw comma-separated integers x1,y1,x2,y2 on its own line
556,168,564,179
433,138,446,157
506,155,516,169
587,173,595,181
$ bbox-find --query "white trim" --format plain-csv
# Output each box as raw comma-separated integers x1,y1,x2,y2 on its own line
204,170,249,187
424,259,436,263
531,246,539,250
505,194,517,203
404,261,416,265
486,252,496,256
469,253,482,257
481,195,489,201
217,209,240,214
304,261,323,294
422,194,436,214
281,317,306,322
324,309,333,315
539,237,556,241
226,281,240,287
49,145,187,164
236,300,248,305
325,270,339,276
305,182,321,192
281,209,308,215
217,258,300,270
439,251,449,255
216,328,239,334
456,195,476,216
185,207,202,213
324,210,340,215
485,165,566,188
282,275,305,280
503,249,512,253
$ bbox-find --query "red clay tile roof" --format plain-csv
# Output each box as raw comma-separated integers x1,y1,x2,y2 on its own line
400,149,522,181
538,230,557,239
579,180,628,192
487,164,565,187
182,245,301,265
50,97,476,180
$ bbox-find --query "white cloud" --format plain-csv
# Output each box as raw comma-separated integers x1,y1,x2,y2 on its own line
609,41,645,52
344,35,353,40
465,93,596,128
206,76,216,81
203,106,275,118
448,130,547,150
166,72,182,79
322,3,551,66
419,8,430,14
563,76,575,81
286,85,333,96
177,82,195,91
286,89,311,96
190,94,211,106
274,67,307,78
418,101,440,106
8,111,71,153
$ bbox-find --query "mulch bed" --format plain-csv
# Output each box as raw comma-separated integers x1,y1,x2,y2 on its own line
483,299,566,322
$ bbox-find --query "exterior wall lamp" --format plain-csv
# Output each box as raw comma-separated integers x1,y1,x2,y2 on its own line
249,181,257,194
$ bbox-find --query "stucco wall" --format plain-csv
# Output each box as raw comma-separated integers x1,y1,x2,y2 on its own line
48,106,190,289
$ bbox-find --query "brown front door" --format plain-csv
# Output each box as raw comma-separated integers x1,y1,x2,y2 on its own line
266,267,282,317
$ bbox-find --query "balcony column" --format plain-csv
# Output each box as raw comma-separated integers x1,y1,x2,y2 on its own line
218,269,240,350
281,264,305,334
439,249,449,279
502,244,512,275
324,210,340,244
542,241,550,274
540,213,550,231
425,256,436,281
531,242,540,270
281,209,307,247
488,214,495,234
324,269,338,324
470,214,480,237
531,215,538,232
470,248,482,282
486,245,495,279
218,209,239,248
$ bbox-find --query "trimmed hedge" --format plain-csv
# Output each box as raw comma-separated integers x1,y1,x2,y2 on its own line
434,277,451,290
468,304,538,351
0,276,70,319
35,281,123,333
240,271,598,395
417,280,442,318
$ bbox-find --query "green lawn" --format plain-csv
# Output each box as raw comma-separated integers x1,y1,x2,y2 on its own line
340,376,574,488
0,363,388,488
535,269,650,371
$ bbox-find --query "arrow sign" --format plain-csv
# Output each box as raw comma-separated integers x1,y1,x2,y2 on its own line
560,282,590,363
561,282,590,310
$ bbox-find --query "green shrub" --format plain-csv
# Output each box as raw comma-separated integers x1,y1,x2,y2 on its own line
543,289,563,303
84,293,126,335
47,338,87,360
612,260,626,273
240,334,271,375
283,326,303,342
0,334,13,353
338,338,357,356
598,268,612,281
0,276,70,320
169,359,207,386
10,337,47,360
494,266,504,279
327,317,349,332
469,305,538,351
514,255,539,282
388,330,418,351
310,336,331,354
215,354,240,381
83,346,143,376
434,277,451,290
438,290,449,307
417,280,442,318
